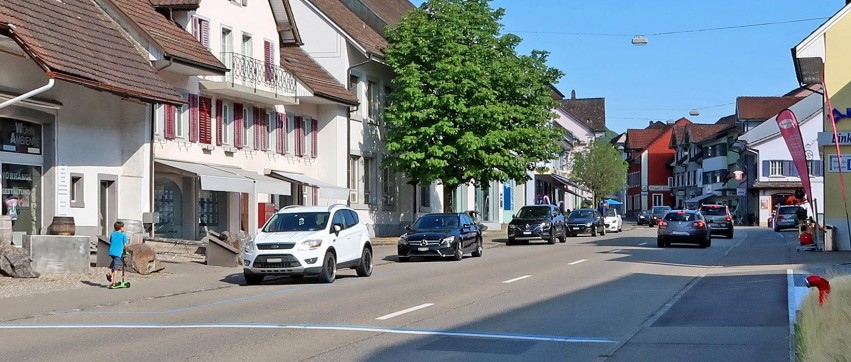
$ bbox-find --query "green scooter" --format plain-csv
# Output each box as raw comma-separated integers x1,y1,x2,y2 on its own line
108,254,131,289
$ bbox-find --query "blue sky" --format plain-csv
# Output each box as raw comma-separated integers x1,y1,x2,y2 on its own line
415,1,842,133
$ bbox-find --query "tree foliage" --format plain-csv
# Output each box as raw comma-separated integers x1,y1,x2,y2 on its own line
569,140,628,202
383,0,563,210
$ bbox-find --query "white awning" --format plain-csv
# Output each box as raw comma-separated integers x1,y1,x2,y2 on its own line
686,193,714,203
209,165,292,196
156,159,253,193
269,170,349,200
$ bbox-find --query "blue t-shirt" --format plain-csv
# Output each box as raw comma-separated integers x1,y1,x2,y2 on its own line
109,231,128,257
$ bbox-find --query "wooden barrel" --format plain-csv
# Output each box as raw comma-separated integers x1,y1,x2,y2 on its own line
47,216,76,236
0,215,11,245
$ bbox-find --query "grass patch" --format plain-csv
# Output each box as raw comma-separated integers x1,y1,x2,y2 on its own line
797,275,851,361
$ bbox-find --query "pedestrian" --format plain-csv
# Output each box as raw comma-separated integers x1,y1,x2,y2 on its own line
5,194,18,226
106,221,129,289
542,195,551,205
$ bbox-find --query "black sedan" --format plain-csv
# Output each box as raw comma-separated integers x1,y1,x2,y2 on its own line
565,208,606,237
507,205,566,245
397,213,483,262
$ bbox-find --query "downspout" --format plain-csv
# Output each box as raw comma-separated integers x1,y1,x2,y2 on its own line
0,74,55,111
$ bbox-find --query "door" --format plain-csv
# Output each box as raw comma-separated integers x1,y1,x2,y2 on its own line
99,178,117,236
460,213,477,249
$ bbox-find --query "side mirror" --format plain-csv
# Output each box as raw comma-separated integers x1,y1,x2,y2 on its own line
463,223,472,229
256,228,263,235
404,225,412,231
332,224,342,234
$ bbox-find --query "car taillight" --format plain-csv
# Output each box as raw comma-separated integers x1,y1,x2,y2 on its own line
657,220,667,227
778,215,784,220
725,215,732,222
693,221,706,228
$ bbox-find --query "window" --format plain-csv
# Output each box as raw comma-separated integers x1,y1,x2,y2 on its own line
286,114,295,154
241,33,252,58
367,80,379,120
303,117,312,158
420,184,431,208
266,111,275,152
70,173,84,208
244,106,253,149
192,17,210,48
652,194,663,207
382,167,396,208
363,157,375,204
222,103,232,145
349,156,359,203
769,161,784,176
154,104,162,137
221,28,233,79
349,74,359,94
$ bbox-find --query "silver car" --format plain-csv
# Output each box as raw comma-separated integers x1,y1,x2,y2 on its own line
656,209,711,248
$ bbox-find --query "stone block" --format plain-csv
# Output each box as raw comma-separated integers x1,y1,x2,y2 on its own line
23,235,90,274
204,232,240,267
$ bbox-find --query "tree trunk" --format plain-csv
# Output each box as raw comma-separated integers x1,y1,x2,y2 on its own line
443,185,456,213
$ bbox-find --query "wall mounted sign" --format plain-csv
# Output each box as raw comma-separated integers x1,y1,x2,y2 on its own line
827,154,851,172
818,131,851,146
0,118,41,155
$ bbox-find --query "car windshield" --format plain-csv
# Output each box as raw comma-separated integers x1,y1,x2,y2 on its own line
778,207,799,215
606,209,617,217
263,212,330,232
413,215,459,230
700,207,727,216
653,206,671,214
517,207,550,219
569,210,594,219
664,212,697,222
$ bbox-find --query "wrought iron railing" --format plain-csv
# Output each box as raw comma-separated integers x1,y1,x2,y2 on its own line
220,52,296,97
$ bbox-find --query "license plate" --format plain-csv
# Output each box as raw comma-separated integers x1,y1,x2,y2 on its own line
266,258,282,263
523,231,532,235
672,231,689,236
571,227,580,230
418,247,429,251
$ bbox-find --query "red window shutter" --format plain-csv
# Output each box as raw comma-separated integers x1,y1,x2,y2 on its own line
199,97,212,144
215,99,223,146
189,95,199,142
164,104,175,140
261,112,269,151
276,113,285,154
234,103,244,149
192,17,199,41
264,40,273,82
312,186,318,205
253,108,261,150
311,118,318,158
295,116,303,157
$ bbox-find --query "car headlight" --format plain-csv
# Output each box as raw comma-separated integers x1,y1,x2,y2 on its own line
541,222,551,229
508,225,517,230
398,235,408,245
585,222,592,227
298,239,323,251
440,236,454,245
244,240,256,253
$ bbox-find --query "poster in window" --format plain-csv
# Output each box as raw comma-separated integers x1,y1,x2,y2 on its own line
0,118,42,155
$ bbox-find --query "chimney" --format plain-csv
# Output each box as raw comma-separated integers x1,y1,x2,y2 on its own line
571,89,576,99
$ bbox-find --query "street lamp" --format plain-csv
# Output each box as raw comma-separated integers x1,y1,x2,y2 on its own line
631,35,648,46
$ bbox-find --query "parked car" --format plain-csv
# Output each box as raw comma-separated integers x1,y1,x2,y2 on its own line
699,204,734,239
507,205,566,245
397,213,483,262
773,205,804,231
243,204,373,284
565,208,606,237
604,208,623,233
637,210,651,225
649,206,672,227
656,209,711,248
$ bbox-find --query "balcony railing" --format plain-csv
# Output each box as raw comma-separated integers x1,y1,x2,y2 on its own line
220,52,296,97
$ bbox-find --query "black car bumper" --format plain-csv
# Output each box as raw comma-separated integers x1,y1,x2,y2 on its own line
707,221,733,234
398,243,456,258
566,224,593,234
508,227,550,240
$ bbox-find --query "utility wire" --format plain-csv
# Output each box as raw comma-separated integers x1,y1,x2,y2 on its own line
508,17,827,37
609,102,734,112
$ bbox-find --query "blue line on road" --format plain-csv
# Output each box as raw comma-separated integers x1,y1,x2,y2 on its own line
0,322,616,344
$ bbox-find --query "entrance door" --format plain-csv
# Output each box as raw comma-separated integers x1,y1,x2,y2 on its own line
99,178,117,235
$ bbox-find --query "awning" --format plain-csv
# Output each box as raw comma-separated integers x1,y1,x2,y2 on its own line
209,165,292,195
686,193,715,204
156,159,253,193
551,174,581,188
269,171,349,200
604,198,622,205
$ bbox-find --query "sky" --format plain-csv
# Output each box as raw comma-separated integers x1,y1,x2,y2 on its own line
415,1,843,133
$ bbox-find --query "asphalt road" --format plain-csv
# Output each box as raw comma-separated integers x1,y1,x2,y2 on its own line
0,225,796,361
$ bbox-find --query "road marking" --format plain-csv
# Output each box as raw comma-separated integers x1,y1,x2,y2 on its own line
0,323,615,343
376,303,434,320
639,242,648,246
609,249,622,253
777,233,785,239
568,259,587,265
502,275,532,284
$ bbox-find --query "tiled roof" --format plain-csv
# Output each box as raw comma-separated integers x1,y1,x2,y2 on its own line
359,0,415,25
149,0,200,9
560,97,606,132
752,181,802,189
0,0,181,104
309,0,388,56
109,0,226,73
736,96,804,120
280,44,359,105
647,121,667,129
625,128,665,150
716,114,736,125
687,124,730,143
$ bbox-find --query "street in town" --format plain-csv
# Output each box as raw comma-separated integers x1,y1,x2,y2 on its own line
1,224,845,361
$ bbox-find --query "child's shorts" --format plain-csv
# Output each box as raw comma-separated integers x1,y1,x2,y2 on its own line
109,256,123,271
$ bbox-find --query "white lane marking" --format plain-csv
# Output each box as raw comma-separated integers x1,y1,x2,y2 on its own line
609,249,622,253
639,242,648,246
568,259,587,265
502,275,532,284
376,303,434,320
0,323,615,343
777,233,785,239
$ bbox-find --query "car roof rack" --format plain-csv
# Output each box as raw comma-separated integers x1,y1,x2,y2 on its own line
327,203,348,211
281,205,303,210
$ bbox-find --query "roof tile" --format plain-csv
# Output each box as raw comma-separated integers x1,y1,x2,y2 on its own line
737,96,804,120
359,0,415,25
308,0,388,56
149,0,199,9
280,44,358,105
560,97,606,132
0,0,181,103
686,124,730,143
625,128,665,150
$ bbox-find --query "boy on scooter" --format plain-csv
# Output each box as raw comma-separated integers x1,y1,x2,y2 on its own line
106,221,128,289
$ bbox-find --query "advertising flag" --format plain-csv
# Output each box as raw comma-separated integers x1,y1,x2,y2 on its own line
776,109,813,212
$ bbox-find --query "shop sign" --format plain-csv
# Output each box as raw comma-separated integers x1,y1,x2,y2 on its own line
648,185,670,192
0,118,41,155
817,132,851,146
827,154,851,172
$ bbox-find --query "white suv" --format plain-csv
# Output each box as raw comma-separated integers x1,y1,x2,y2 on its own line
243,204,373,284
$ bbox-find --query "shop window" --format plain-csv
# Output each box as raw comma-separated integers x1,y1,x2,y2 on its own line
420,184,431,208
2,164,41,235
70,173,84,208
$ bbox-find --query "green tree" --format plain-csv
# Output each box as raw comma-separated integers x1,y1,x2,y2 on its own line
569,140,628,203
383,0,563,212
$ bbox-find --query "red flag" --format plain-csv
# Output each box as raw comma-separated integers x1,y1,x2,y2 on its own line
776,109,814,212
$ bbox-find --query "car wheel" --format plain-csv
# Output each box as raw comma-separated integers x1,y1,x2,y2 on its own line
244,273,263,285
317,252,336,283
356,247,373,277
472,238,483,257
727,231,734,239
700,237,710,248
591,227,597,237
618,223,622,232
453,241,464,261
601,226,606,236
507,237,515,246
548,229,556,244
558,226,567,243
657,239,664,248
398,256,409,262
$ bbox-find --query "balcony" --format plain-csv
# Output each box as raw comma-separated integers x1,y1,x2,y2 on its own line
199,52,298,105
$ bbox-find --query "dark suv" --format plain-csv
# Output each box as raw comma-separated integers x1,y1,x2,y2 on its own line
507,205,566,245
699,204,734,239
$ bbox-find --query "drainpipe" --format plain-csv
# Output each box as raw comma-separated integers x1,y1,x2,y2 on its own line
0,74,55,111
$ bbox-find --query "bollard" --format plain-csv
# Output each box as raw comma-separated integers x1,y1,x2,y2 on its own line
805,275,831,306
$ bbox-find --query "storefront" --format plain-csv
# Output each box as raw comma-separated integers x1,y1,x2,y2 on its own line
0,117,43,242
